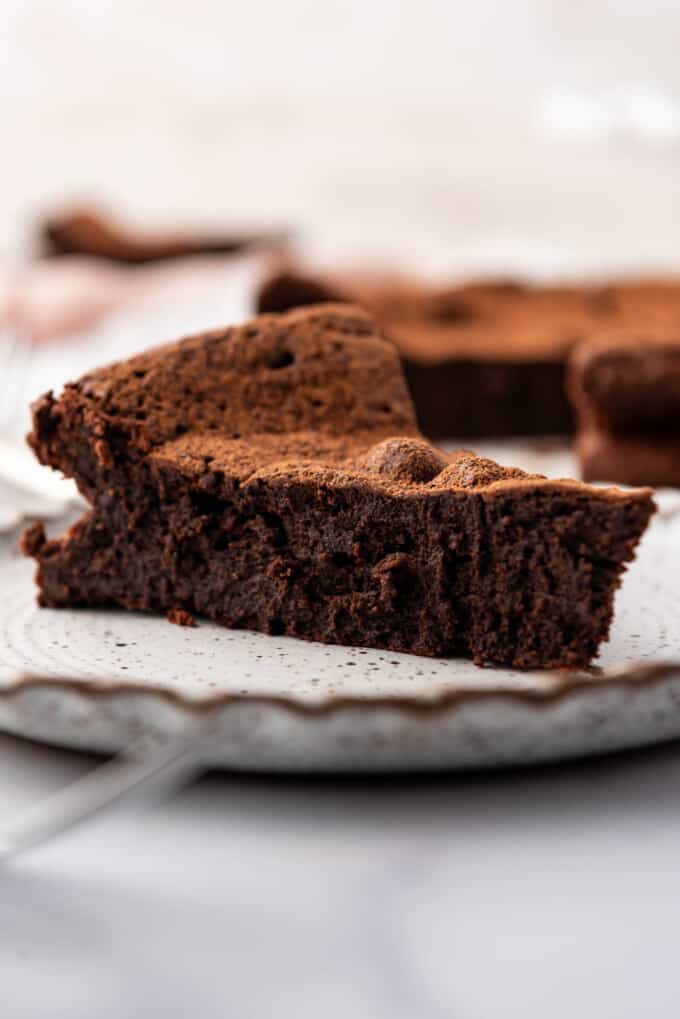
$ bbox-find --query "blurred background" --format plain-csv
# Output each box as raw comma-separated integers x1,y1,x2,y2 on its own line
3,0,680,274
4,0,680,449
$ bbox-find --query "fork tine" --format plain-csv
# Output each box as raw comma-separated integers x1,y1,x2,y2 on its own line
0,327,19,430
0,326,34,436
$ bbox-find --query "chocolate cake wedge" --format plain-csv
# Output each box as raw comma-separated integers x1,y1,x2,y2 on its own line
23,305,654,668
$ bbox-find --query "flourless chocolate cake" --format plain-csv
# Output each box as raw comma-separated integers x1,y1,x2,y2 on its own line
257,269,680,439
42,207,287,264
23,305,654,668
569,331,680,487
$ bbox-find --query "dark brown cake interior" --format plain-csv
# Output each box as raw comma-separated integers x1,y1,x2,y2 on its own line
25,304,654,668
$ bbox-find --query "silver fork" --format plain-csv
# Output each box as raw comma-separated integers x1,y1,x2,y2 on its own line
0,732,206,862
0,319,34,439
0,307,79,518
0,273,202,855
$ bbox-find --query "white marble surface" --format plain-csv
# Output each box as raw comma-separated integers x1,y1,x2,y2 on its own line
2,731,680,1018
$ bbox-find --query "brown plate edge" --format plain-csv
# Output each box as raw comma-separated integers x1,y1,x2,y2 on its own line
1,660,679,719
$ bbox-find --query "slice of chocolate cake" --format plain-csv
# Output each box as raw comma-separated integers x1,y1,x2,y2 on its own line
256,269,680,439
569,332,680,487
23,305,654,668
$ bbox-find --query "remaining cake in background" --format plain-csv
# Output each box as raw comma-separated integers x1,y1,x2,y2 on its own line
23,304,654,669
256,267,680,439
42,206,289,264
569,332,680,487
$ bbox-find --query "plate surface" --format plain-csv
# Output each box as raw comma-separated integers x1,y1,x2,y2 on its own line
1,444,680,772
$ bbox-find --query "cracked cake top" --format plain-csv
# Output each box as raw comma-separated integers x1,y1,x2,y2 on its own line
29,304,652,501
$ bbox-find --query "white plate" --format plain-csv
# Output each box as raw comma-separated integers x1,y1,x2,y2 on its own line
1,443,680,772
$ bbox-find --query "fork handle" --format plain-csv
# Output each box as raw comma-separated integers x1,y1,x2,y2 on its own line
0,737,203,861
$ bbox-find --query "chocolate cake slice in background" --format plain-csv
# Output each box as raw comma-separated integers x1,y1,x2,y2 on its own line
42,206,289,264
256,268,680,440
257,270,578,437
24,304,654,669
569,332,680,487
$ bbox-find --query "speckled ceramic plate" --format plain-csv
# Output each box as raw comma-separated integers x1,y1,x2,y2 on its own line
1,443,680,772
